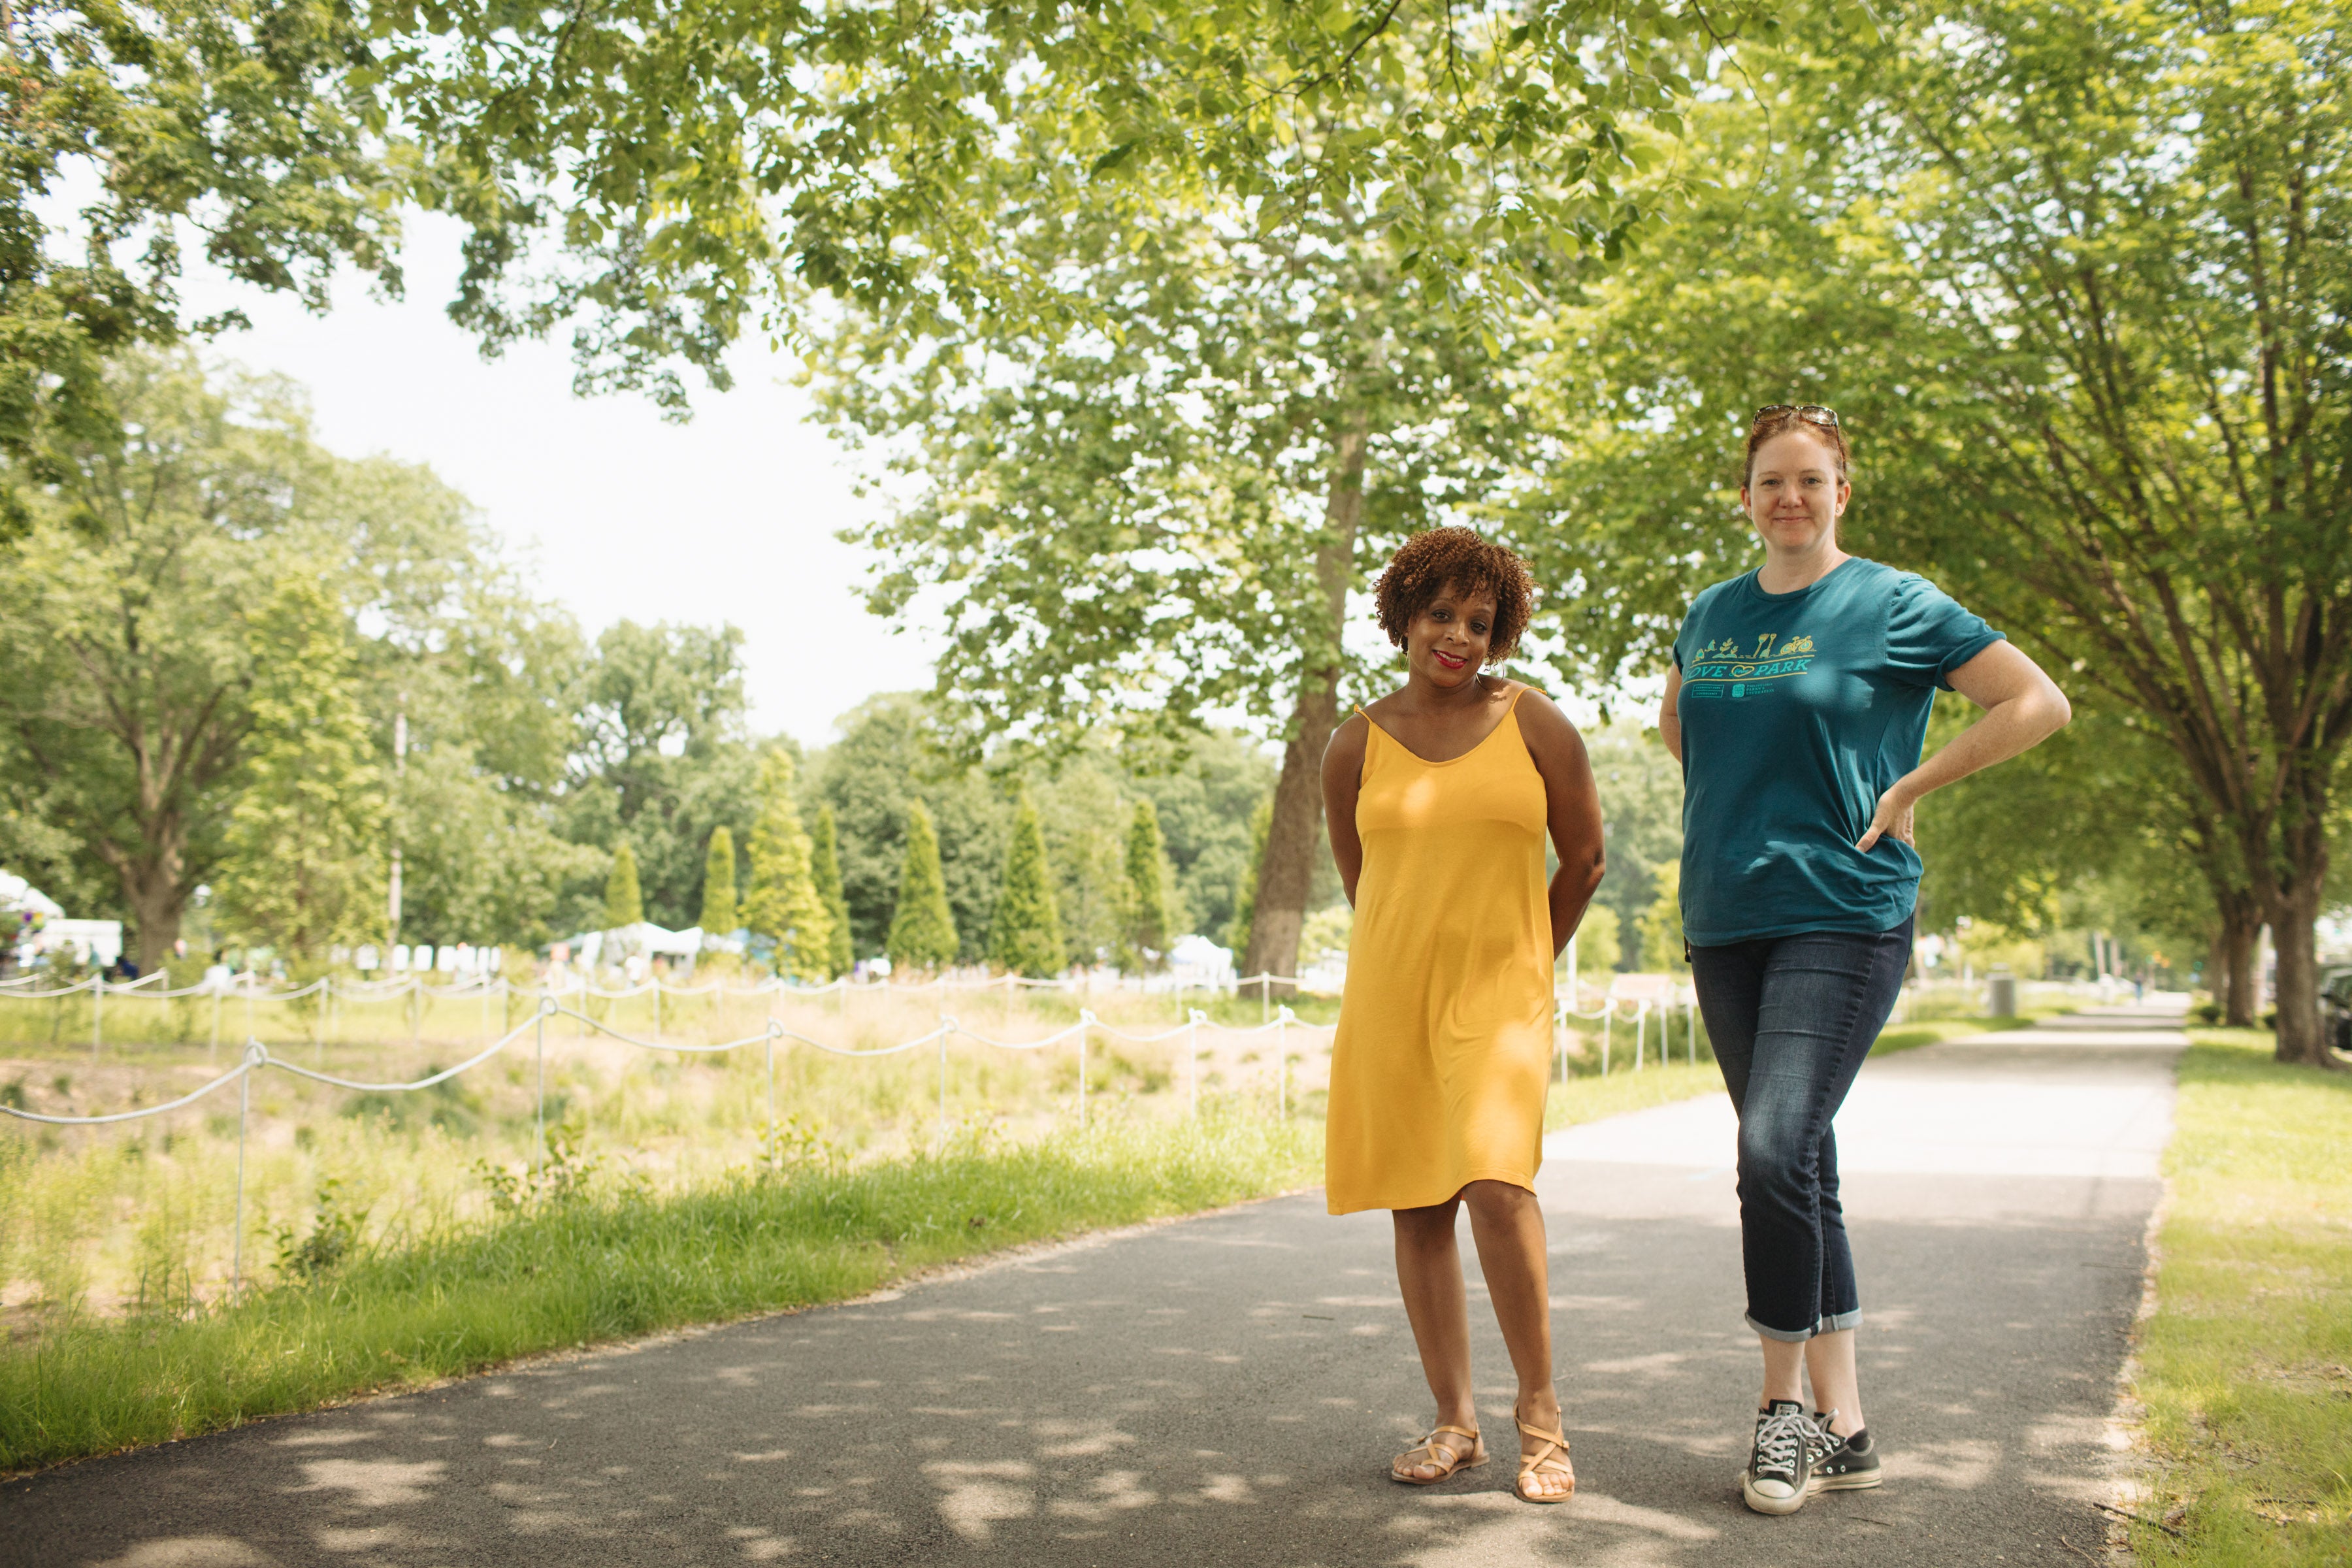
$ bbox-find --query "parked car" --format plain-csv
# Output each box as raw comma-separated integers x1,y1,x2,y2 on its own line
2322,966,2352,1054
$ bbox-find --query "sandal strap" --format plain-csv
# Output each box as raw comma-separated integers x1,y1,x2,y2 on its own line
1401,1425,1481,1463
1514,1417,1573,1473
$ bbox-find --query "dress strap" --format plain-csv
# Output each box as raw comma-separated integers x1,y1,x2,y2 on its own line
1503,683,1531,715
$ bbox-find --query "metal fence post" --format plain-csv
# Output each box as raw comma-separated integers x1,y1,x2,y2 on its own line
1188,1008,1203,1119
1635,1002,1648,1070
1077,1009,1093,1130
232,1047,253,1294
1276,1005,1291,1119
534,1005,547,1168
1602,1001,1612,1077
937,1017,951,1149
90,974,101,1062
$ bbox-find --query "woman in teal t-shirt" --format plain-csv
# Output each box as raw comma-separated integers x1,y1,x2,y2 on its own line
1660,406,2072,1517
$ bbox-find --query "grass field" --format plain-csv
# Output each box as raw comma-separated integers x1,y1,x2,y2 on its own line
2125,1029,2352,1566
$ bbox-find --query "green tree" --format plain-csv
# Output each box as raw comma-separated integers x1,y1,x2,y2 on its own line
887,801,960,972
809,804,854,976
988,793,1066,978
807,694,1009,964
557,621,760,931
814,25,1702,988
604,841,644,930
0,0,397,478
391,0,1749,410
1507,3,2352,1060
1225,796,1274,958
1572,904,1622,983
1128,731,1278,941
1121,800,1178,972
742,750,833,981
698,826,739,934
1639,862,1686,975
213,580,386,960
1588,727,1685,972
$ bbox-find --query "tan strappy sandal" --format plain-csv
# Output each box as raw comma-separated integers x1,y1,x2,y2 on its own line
1513,1407,1576,1503
1390,1424,1488,1485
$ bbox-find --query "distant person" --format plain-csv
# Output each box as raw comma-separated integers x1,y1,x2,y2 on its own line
1660,405,2071,1514
1322,527,1606,1505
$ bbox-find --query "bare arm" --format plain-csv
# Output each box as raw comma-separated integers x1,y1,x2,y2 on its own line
1518,691,1608,956
1856,640,2074,853
1660,663,1684,764
1322,713,1371,906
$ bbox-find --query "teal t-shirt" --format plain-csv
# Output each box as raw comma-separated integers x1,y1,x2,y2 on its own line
1671,558,2002,946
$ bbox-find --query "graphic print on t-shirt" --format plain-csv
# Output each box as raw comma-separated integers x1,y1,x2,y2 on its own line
1681,632,1820,700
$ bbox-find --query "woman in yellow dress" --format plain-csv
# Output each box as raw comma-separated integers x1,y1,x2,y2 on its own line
1321,526,1607,1505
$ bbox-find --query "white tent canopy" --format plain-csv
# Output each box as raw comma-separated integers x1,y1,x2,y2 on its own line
566,923,708,968
0,871,66,921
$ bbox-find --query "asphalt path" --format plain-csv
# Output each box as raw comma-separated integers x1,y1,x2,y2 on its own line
3,1005,2187,1567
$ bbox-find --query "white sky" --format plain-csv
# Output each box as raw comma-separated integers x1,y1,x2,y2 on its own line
181,210,937,747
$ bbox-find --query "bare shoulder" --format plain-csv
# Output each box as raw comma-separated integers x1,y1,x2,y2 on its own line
1322,709,1371,782
1511,684,1586,752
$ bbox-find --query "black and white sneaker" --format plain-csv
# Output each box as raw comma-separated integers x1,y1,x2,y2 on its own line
1808,1414,1882,1492
1740,1399,1821,1515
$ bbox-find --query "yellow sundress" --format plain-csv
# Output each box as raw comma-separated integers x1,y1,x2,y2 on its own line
1325,688,1555,1214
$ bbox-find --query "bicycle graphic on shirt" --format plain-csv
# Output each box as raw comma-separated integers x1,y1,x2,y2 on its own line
1684,632,1818,700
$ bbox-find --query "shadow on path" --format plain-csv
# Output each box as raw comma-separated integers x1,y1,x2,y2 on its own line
1,1013,2181,1567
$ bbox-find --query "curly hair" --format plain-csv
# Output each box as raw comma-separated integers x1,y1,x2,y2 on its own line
1373,527,1535,664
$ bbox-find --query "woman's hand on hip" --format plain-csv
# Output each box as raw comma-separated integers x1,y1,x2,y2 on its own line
1855,783,1917,853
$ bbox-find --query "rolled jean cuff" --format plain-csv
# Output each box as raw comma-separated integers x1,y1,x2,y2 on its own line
1746,1308,1863,1343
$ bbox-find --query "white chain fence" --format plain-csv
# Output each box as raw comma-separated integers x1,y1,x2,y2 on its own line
0,994,1339,1290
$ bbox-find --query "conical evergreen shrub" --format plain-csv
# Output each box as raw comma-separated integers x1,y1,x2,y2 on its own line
810,804,854,977
743,749,834,982
1122,798,1177,972
604,840,644,930
988,791,1066,977
698,826,738,934
887,800,960,972
1224,794,1273,954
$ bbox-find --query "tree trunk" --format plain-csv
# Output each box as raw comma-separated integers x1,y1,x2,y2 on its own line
1241,412,1368,992
2219,896,2259,1027
2205,926,2228,1018
2266,802,2332,1065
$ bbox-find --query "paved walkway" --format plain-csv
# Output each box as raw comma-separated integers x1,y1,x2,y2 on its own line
3,1007,2187,1567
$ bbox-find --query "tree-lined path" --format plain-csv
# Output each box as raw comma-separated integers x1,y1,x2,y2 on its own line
2,1008,2185,1567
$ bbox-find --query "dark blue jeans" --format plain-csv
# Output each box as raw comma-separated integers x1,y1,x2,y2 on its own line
1689,917,1913,1342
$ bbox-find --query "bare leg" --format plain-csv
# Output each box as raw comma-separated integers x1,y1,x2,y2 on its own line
1462,1180,1571,1499
1759,1334,1807,1407
1759,1331,1864,1437
1392,1198,1477,1479
1804,1330,1863,1436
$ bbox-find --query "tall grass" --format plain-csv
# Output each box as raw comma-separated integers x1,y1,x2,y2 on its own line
0,985,1325,1320
0,1111,1322,1471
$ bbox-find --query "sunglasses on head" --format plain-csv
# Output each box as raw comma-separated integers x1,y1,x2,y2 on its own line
1754,404,1840,428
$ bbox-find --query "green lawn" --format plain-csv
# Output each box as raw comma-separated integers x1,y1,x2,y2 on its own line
1872,1014,2037,1054
0,1112,1319,1473
2126,1030,2352,1565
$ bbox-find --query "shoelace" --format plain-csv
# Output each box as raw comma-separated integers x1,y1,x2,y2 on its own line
1808,1409,1844,1464
1754,1407,1816,1476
